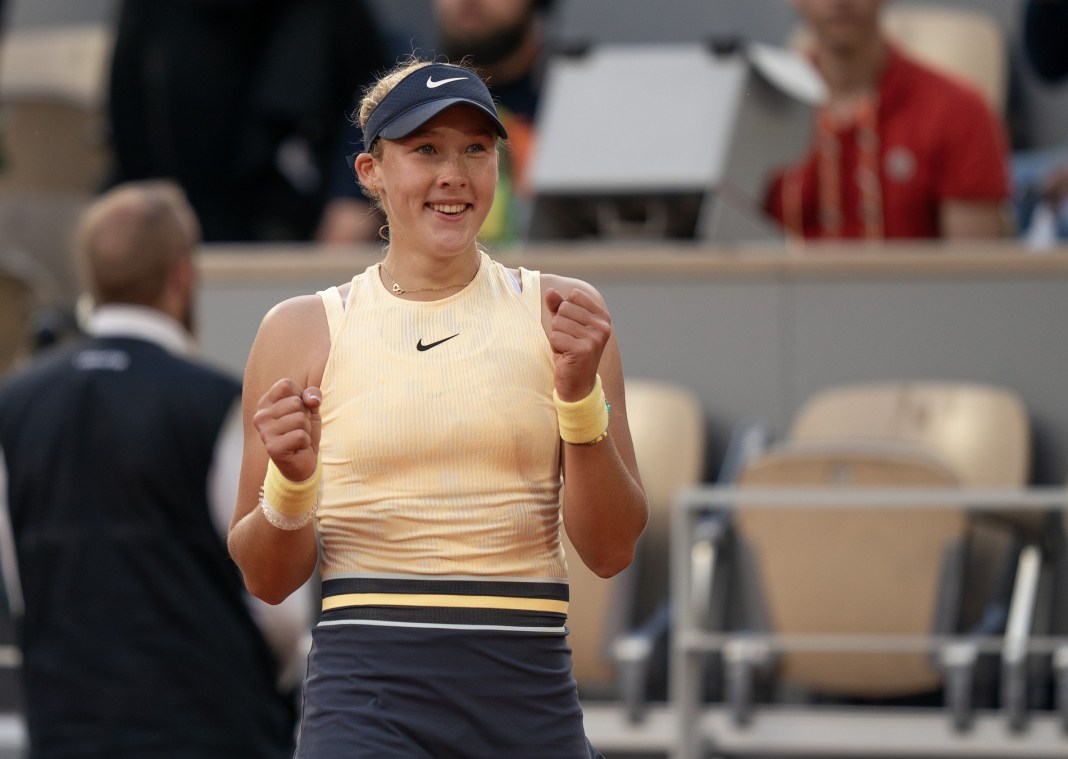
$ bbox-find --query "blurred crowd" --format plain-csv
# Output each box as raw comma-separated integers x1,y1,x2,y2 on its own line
1,3,1067,755
3,0,1068,254
1,0,1066,386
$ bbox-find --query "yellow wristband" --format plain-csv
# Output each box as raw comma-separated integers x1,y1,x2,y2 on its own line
553,374,611,445
263,458,322,518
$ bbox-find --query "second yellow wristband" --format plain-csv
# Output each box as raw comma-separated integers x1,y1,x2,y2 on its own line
553,374,611,445
263,458,322,518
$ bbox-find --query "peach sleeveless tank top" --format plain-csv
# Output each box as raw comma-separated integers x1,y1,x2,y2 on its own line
314,251,566,582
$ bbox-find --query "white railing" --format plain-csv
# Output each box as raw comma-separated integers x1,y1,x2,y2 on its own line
669,486,1068,759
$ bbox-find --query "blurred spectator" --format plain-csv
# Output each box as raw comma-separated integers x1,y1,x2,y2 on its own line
106,0,389,244
0,273,31,378
0,250,47,378
0,0,5,172
1013,0,1068,244
438,0,549,243
0,180,307,757
1023,0,1068,81
319,0,551,245
764,0,1012,240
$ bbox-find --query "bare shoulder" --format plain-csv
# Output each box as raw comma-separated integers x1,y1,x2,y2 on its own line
539,272,606,305
249,293,331,389
259,293,328,339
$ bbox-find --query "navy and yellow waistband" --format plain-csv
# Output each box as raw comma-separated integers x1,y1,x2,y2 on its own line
320,576,569,632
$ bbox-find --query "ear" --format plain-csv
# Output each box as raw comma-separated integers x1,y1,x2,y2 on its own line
173,251,195,290
159,252,196,328
166,252,196,309
354,153,380,192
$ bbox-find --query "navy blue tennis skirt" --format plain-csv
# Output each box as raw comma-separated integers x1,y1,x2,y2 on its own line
295,621,604,758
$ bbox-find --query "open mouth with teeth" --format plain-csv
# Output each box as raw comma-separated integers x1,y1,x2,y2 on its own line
429,203,468,215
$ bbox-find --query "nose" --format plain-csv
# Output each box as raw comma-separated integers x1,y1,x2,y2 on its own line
436,153,468,188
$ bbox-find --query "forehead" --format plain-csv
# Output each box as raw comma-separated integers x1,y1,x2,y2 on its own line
403,104,500,138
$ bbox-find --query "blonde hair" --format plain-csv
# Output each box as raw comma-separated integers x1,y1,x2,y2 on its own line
357,59,435,158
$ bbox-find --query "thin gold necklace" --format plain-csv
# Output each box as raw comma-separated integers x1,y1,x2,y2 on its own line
380,261,479,295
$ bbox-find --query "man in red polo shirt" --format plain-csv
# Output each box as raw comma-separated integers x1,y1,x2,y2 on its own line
765,0,1011,240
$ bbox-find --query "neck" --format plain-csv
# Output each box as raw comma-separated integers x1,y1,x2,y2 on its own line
380,247,482,299
814,35,888,102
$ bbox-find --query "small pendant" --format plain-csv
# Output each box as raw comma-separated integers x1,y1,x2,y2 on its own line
392,283,403,294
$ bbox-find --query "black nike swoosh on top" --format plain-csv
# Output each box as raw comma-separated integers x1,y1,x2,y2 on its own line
416,334,460,351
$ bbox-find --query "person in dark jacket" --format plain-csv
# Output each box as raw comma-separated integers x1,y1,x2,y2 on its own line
0,180,302,758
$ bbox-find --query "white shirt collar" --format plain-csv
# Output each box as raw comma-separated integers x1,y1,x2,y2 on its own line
87,304,196,357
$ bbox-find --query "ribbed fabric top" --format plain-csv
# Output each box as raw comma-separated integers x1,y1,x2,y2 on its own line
315,251,565,581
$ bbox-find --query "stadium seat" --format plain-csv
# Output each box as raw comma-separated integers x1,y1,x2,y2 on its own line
682,378,1045,742
0,22,113,194
788,380,1030,489
673,474,1067,758
729,442,967,709
565,378,705,715
787,380,1036,644
0,23,115,306
880,4,1007,116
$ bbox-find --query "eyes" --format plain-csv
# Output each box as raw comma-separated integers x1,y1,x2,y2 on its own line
413,140,493,156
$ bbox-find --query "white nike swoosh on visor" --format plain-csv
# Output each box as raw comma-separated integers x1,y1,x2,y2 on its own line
426,76,468,88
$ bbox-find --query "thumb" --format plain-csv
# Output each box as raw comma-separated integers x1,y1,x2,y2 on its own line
544,288,563,315
303,387,323,452
302,387,322,409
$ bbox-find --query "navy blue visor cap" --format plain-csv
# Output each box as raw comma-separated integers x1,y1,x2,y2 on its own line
362,64,508,153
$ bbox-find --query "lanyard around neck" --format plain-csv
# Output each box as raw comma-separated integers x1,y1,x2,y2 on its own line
784,94,884,240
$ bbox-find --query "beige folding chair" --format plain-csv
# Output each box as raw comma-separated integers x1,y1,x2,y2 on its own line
788,380,1030,488
733,441,964,699
881,4,1007,116
709,379,1034,728
0,24,113,305
565,378,705,699
0,23,114,194
789,379,1035,611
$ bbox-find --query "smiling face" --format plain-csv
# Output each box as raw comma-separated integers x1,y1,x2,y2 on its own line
358,105,500,260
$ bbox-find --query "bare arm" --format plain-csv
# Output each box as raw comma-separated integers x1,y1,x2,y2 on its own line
227,294,330,604
940,199,1013,238
541,273,649,578
1040,161,1068,205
